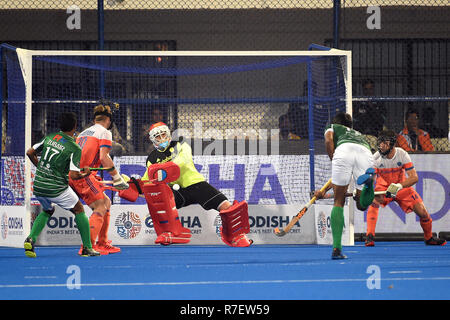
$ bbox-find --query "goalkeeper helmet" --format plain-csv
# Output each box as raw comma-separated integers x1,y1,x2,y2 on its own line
377,129,396,157
149,122,171,151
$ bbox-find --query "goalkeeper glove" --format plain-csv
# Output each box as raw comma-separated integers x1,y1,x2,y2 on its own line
386,183,402,198
121,174,144,194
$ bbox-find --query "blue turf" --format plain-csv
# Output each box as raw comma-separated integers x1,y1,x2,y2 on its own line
1,242,449,300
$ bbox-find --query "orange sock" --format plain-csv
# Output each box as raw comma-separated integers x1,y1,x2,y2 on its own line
89,212,104,247
98,210,110,245
366,204,379,236
420,217,433,240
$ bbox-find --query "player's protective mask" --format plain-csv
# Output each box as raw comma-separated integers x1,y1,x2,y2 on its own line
149,122,171,151
377,135,395,157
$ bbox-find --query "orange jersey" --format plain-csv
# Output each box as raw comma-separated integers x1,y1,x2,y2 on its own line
76,124,112,169
373,147,422,213
373,147,414,186
397,127,434,152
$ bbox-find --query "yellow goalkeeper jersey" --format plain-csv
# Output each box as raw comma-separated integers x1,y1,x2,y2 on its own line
142,140,205,188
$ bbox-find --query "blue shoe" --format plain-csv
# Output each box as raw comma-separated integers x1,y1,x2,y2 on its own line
357,168,375,186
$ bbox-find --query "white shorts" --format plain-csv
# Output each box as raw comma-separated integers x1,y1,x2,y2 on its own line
331,143,374,190
35,187,79,212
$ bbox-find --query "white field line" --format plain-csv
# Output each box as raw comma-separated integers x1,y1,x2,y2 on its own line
1,276,450,289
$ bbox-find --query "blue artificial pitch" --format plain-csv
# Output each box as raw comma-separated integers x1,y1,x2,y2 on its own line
0,242,449,300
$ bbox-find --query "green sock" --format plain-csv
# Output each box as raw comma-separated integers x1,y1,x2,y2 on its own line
75,212,92,249
331,206,344,250
359,183,375,209
29,211,51,242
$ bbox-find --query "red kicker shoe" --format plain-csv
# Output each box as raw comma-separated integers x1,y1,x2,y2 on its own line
220,228,253,247
155,232,191,245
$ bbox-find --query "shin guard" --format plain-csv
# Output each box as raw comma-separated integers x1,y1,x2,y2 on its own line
143,162,191,245
219,200,252,247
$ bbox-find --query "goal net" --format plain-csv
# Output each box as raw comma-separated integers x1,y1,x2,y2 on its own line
0,44,351,245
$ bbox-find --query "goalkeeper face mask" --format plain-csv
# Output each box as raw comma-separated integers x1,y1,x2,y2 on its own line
149,122,171,151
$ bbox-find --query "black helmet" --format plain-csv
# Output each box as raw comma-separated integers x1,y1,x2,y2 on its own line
377,129,396,157
94,99,119,120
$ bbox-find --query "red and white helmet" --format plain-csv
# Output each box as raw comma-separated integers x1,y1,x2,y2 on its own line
148,122,171,151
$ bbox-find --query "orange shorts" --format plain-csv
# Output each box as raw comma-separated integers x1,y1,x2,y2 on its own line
375,184,422,213
69,174,106,206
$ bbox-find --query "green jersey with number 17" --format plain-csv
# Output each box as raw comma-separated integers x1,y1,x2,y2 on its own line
32,132,82,198
325,123,371,151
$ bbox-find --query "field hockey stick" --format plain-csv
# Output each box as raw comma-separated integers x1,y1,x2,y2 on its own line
343,190,387,198
100,179,176,190
83,167,114,171
100,177,179,198
99,180,114,185
100,182,147,199
312,189,387,199
274,178,332,237
99,177,160,185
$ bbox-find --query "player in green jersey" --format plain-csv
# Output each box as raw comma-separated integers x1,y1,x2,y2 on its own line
24,112,100,257
315,112,374,259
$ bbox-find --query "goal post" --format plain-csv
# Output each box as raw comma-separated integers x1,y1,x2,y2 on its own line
306,44,354,244
1,44,352,246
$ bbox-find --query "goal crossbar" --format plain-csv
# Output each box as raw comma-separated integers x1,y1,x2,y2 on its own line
18,48,350,57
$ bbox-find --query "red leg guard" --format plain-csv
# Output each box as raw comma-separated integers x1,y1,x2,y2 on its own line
142,181,191,245
220,200,252,247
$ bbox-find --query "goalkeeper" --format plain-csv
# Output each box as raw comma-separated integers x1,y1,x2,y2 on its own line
361,129,446,247
137,122,252,247
24,112,99,257
69,101,129,255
